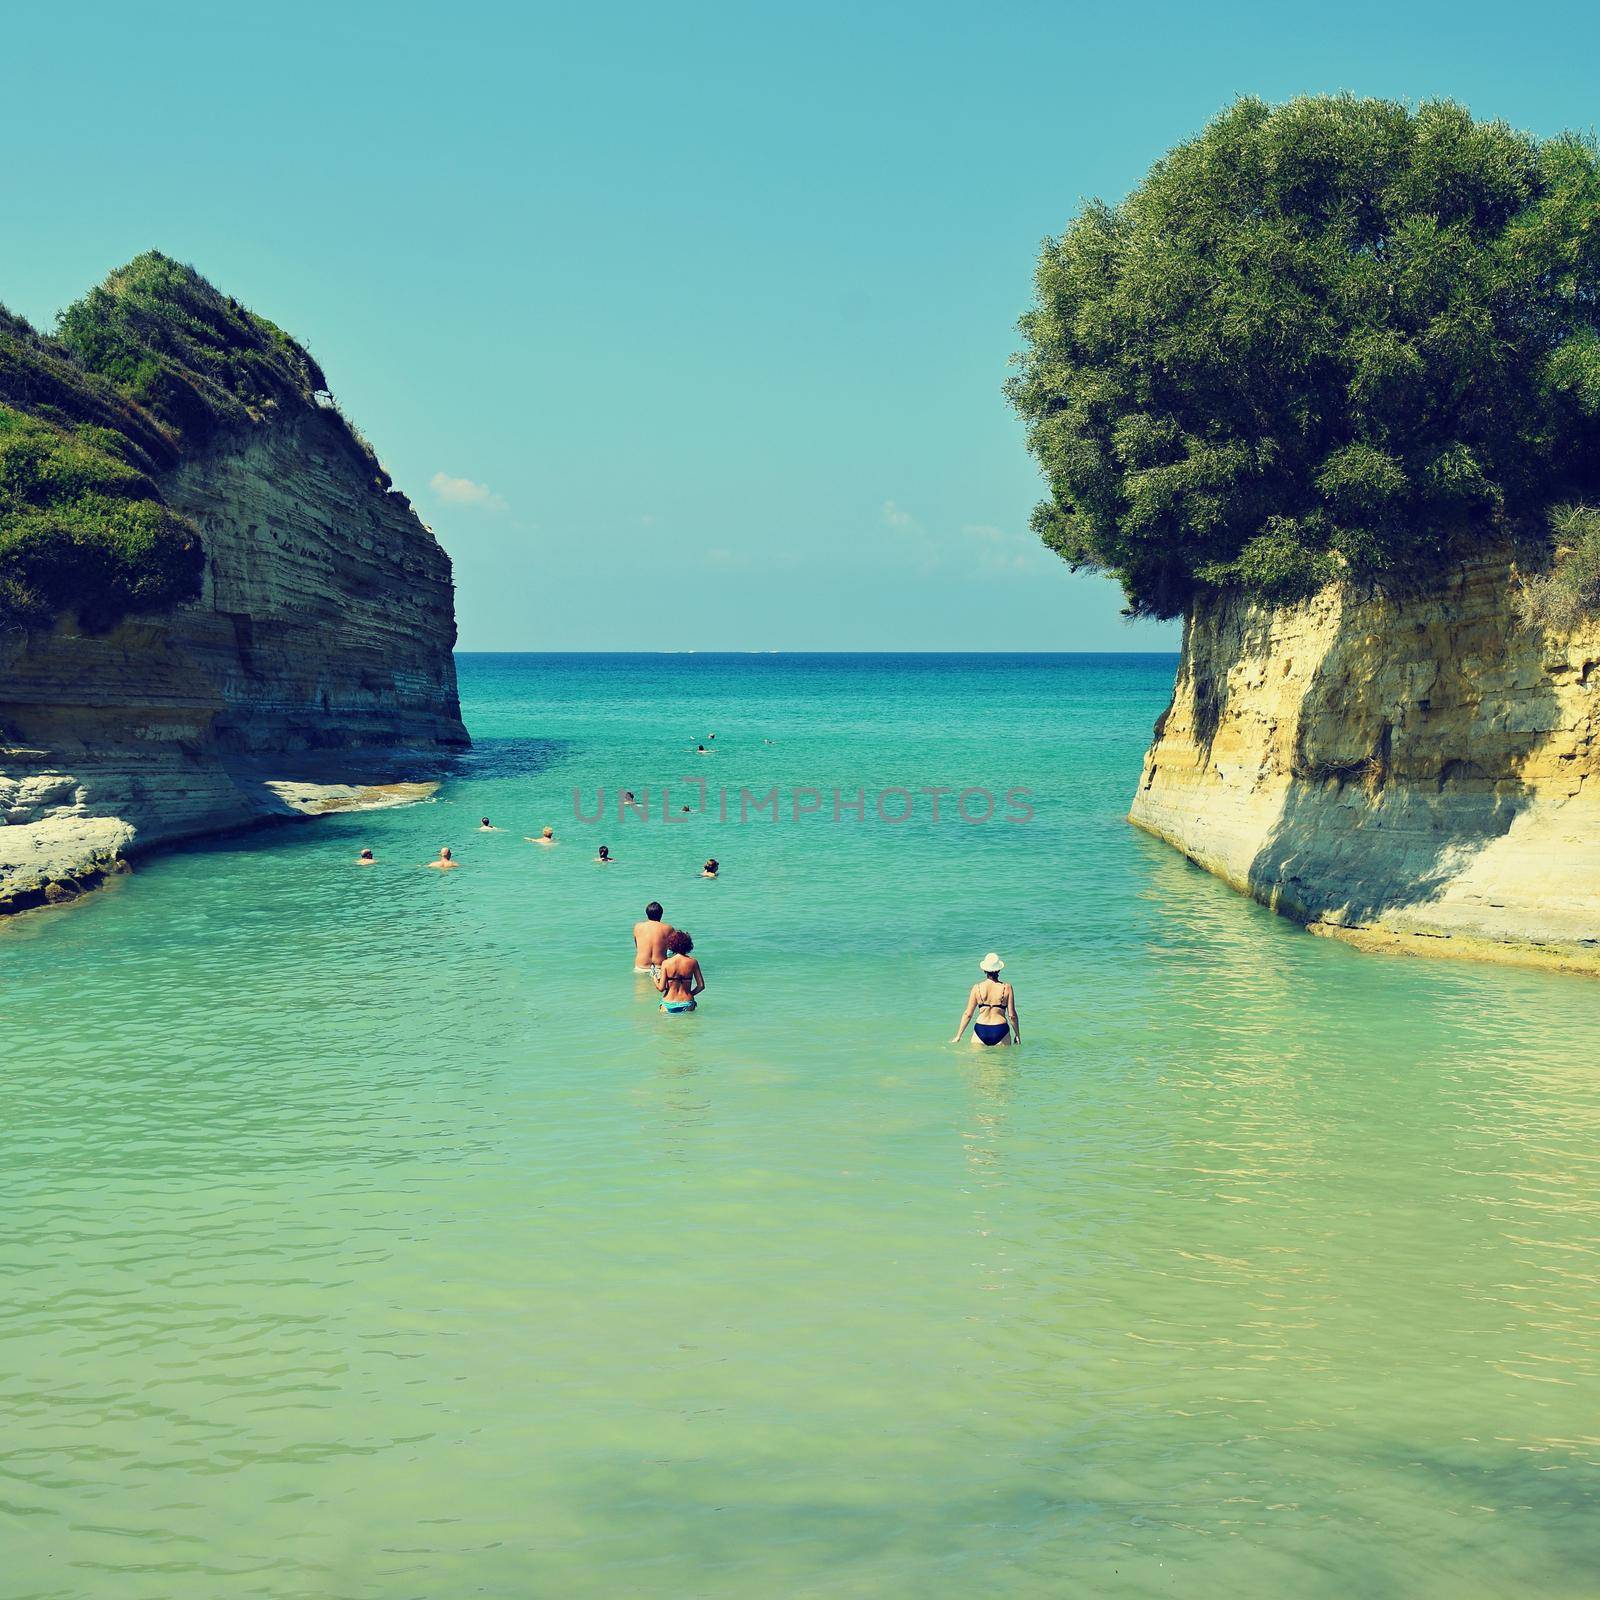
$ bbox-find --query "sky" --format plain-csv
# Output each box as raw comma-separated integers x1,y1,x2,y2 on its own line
5,1,1598,651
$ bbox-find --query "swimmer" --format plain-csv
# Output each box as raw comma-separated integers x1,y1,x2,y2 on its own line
622,790,635,804
525,826,556,845
356,848,377,865
701,858,719,879
478,817,501,832
695,743,710,756
632,900,676,974
426,847,460,871
950,954,1019,1047
654,928,704,1013
595,844,615,864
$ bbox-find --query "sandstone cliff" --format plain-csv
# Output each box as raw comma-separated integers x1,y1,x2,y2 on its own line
1,270,466,915
1130,556,1600,973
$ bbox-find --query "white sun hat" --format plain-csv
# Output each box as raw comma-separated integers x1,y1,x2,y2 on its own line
980,953,1005,973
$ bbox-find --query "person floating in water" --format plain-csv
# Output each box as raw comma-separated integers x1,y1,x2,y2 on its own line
595,844,615,864
701,858,719,879
950,954,1019,1047
356,848,377,865
695,743,710,756
426,847,460,871
655,929,704,1012
478,817,500,832
632,900,676,974
526,825,556,846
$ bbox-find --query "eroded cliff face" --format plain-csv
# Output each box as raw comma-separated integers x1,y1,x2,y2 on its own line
1130,555,1600,972
1,408,466,912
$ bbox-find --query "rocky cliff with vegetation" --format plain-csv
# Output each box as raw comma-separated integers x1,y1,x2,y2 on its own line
1,254,466,914
1130,554,1600,970
1012,96,1600,970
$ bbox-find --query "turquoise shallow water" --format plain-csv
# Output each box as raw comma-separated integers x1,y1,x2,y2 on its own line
3,652,1598,1599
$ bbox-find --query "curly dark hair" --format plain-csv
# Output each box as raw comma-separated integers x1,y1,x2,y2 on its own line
665,928,694,955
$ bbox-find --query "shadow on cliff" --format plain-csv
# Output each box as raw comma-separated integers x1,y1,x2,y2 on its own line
1180,602,1279,768
1242,615,1561,927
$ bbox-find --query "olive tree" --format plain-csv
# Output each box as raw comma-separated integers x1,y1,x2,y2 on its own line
1008,96,1600,617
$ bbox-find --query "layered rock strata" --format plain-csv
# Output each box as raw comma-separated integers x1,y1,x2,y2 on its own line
1,408,466,914
1130,556,1600,972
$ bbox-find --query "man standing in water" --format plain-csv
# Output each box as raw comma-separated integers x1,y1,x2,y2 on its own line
426,847,460,871
632,901,676,974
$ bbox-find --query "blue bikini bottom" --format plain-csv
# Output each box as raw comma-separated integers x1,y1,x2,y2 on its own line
973,1021,1010,1046
661,1000,696,1014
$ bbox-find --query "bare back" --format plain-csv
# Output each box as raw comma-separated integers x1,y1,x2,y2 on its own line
659,954,703,1002
633,920,675,966
974,980,1012,1017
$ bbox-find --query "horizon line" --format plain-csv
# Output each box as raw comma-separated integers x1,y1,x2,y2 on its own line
452,648,1183,656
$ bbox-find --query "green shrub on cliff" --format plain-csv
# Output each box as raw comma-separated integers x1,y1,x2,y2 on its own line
54,251,331,445
1010,96,1600,617
1516,505,1600,630
0,402,202,629
1,252,389,631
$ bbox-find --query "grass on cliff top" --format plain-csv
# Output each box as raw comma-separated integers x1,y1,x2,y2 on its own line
54,251,330,445
1,253,387,632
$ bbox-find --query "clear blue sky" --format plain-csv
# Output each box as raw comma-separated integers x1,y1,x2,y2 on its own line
6,1,1597,649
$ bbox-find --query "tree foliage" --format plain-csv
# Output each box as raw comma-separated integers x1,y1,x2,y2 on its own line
1008,96,1600,617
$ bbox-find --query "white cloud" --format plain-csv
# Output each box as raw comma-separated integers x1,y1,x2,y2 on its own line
962,522,1036,573
876,503,1040,576
430,471,507,512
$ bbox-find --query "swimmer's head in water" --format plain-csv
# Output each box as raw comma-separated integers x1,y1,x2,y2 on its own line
645,901,663,921
542,826,553,838
598,845,610,860
666,928,694,955
481,817,490,826
703,859,718,873
440,847,453,860
697,744,706,752
359,849,374,860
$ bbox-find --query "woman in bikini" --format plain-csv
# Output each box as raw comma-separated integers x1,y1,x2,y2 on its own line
654,928,705,1013
950,954,1020,1047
